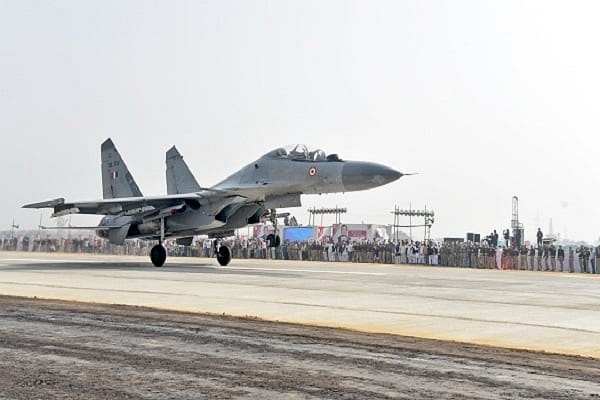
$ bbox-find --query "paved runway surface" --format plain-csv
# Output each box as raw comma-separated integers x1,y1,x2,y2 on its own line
1,251,599,358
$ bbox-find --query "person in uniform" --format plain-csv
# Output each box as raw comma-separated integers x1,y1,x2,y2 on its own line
528,245,535,271
510,247,517,269
471,244,479,268
583,247,591,273
568,246,575,273
557,245,565,272
492,230,499,248
577,245,586,273
520,245,529,270
549,244,557,272
483,246,493,269
543,245,550,271
536,246,543,271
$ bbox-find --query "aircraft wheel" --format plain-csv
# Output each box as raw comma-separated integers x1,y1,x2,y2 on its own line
216,245,232,266
267,234,281,248
266,234,275,247
150,244,167,267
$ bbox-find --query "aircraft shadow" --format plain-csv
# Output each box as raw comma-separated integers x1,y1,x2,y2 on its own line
1,261,301,279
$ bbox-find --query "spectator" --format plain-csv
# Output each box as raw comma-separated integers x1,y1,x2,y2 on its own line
549,244,557,272
557,245,565,272
536,228,543,247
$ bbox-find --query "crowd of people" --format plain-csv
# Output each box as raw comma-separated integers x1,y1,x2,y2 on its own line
2,232,598,274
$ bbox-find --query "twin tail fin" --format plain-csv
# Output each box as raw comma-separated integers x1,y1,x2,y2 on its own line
165,146,201,195
101,138,143,199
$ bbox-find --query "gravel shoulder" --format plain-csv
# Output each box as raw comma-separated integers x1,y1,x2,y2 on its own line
0,295,598,399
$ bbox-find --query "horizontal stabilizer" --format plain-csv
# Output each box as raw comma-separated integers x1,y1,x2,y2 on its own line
23,198,65,209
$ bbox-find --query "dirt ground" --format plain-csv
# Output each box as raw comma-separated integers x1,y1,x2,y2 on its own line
0,295,598,399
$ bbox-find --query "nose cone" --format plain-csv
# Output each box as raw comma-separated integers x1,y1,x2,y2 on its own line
342,161,402,191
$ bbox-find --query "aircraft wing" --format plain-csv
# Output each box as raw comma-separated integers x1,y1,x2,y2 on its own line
39,225,118,230
23,190,246,218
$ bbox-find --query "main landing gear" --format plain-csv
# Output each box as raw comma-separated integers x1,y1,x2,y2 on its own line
147,211,282,268
150,243,167,267
216,244,232,266
150,217,167,267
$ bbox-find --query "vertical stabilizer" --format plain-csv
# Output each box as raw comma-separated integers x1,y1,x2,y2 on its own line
101,138,143,199
166,146,201,194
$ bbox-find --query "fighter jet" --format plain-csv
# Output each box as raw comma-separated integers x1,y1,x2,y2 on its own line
24,139,403,267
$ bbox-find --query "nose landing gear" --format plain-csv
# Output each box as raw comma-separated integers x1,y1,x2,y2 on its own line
266,208,281,248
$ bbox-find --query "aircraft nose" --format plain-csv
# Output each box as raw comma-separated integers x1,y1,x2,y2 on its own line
342,161,402,191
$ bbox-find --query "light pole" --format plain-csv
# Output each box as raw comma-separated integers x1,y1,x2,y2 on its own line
391,206,435,243
307,207,347,226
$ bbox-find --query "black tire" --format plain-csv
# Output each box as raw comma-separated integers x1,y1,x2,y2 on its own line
266,234,281,248
150,244,167,267
216,245,232,266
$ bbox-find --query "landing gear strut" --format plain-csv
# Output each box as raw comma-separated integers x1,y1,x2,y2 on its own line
150,217,167,267
266,208,281,248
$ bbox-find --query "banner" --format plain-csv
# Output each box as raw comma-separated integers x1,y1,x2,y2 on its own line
331,224,371,242
283,227,315,242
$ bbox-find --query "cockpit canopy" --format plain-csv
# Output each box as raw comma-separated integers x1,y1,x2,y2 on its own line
262,144,340,162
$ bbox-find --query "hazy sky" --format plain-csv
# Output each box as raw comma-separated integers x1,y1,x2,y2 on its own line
2,1,599,243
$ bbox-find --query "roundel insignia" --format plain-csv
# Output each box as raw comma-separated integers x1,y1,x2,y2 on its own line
308,166,317,177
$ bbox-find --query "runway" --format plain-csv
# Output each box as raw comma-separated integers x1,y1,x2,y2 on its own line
1,251,599,358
